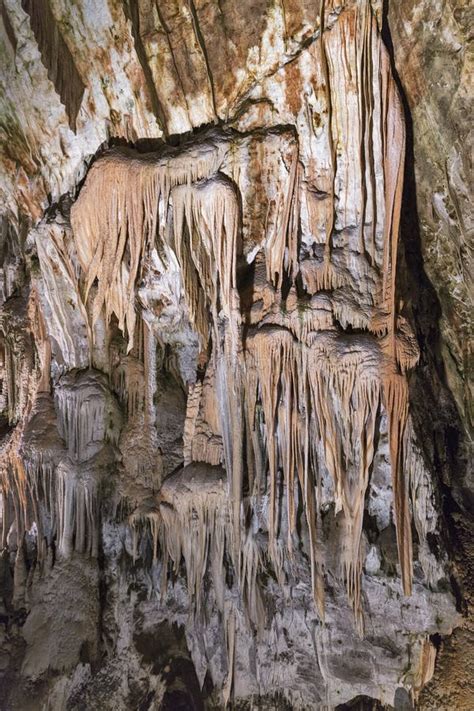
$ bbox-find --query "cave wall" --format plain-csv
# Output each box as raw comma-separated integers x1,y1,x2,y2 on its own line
0,1,471,709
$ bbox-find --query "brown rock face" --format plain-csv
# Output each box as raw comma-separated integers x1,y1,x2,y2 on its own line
387,2,473,707
389,0,472,427
0,1,471,709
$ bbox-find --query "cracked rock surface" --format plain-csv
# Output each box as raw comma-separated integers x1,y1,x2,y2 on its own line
0,1,471,709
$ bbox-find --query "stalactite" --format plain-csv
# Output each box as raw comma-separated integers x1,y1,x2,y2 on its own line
56,386,108,460
159,464,231,612
0,431,28,537
306,339,380,632
157,462,266,709
263,147,301,289
300,259,346,294
216,345,245,566
19,392,64,562
171,172,244,560
379,45,406,346
244,328,327,612
0,428,38,608
55,371,120,461
383,371,412,595
245,327,298,569
240,530,265,631
129,506,161,564
27,288,51,394
245,329,383,626
23,456,55,561
111,355,145,418
316,0,338,289
56,459,99,558
357,1,378,262
70,142,226,352
171,174,240,348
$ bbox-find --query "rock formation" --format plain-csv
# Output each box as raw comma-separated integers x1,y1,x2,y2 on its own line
0,1,471,709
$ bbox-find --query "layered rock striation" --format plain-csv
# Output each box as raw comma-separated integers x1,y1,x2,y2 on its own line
0,1,470,709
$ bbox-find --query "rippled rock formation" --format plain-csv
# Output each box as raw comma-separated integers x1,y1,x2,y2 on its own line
0,1,471,709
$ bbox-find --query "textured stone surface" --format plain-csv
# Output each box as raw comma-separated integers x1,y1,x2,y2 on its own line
388,0,472,434
0,1,471,710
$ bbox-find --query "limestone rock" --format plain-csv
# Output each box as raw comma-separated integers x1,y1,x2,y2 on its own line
0,1,471,709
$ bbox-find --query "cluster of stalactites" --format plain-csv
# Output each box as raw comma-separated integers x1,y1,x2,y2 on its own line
70,142,227,352
0,434,28,546
1,444,100,566
0,375,110,576
159,485,264,703
171,174,240,350
244,328,415,631
0,288,54,571
127,470,251,707
127,461,264,704
55,386,117,461
0,289,48,427
58,0,418,639
69,130,301,356
56,460,99,557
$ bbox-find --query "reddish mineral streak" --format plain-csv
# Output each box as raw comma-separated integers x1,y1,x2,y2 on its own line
1,2,423,693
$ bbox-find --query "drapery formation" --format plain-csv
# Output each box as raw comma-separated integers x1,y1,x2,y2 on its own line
1,0,423,669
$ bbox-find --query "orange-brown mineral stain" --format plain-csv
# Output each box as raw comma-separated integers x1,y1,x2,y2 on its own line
284,59,303,117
